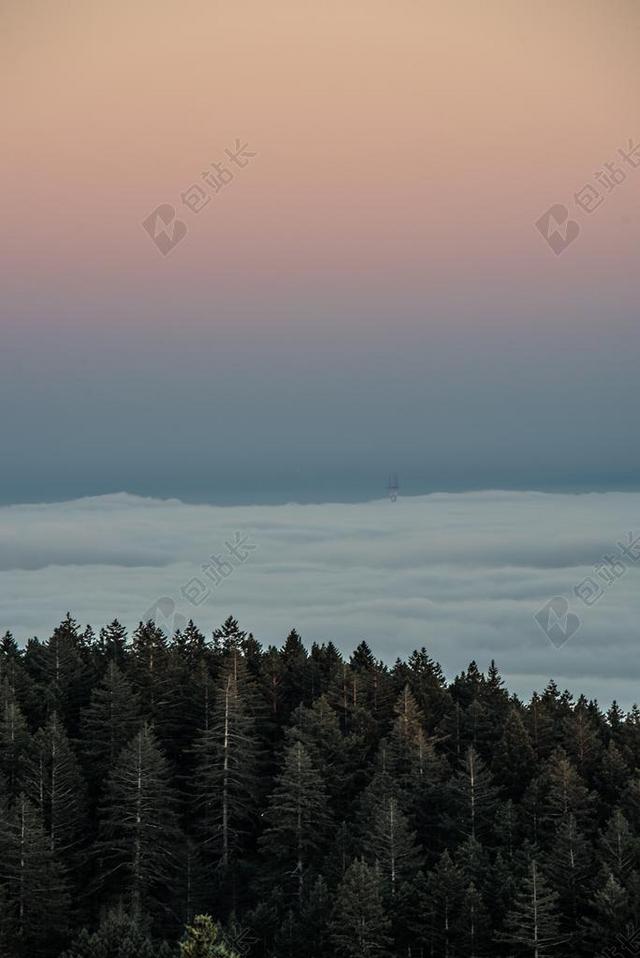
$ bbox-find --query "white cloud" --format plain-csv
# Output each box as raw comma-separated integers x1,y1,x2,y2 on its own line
1,491,639,706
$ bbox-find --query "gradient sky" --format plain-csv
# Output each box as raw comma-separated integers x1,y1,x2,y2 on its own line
1,0,639,502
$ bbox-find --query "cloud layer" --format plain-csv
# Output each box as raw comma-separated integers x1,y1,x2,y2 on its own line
1,491,639,706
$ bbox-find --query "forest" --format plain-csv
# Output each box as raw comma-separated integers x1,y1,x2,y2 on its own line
0,613,638,958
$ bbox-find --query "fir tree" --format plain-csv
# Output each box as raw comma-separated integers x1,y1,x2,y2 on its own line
497,859,563,957
179,914,239,957
61,910,173,958
362,793,422,897
192,646,259,871
260,741,330,901
492,707,535,801
460,881,491,958
81,662,141,785
543,814,591,947
330,858,392,958
541,748,593,836
26,711,87,871
424,850,466,956
0,793,70,957
448,745,498,841
97,620,129,666
0,680,31,800
97,724,181,924
598,808,638,880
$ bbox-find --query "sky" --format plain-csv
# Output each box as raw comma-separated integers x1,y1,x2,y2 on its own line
2,490,640,707
1,0,639,503
1,2,639,698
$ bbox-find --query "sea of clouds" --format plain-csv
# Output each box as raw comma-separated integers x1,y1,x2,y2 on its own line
1,491,639,707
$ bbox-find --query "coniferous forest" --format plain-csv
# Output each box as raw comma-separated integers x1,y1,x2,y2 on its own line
0,614,638,957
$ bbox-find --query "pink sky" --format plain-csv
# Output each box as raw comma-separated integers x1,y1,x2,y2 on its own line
1,0,638,502
2,0,638,302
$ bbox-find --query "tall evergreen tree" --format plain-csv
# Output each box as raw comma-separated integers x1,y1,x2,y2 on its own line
0,680,31,800
97,620,129,667
448,745,498,841
81,662,141,785
26,711,87,872
260,741,330,901
330,858,392,958
62,910,173,958
497,859,563,957
97,724,181,924
424,850,466,956
193,646,259,872
179,914,239,957
362,793,422,897
25,615,89,733
492,707,536,801
0,793,70,957
598,808,638,880
544,814,591,948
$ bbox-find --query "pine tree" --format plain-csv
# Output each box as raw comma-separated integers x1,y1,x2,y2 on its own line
308,641,343,699
279,630,310,720
212,617,247,654
25,615,89,734
179,914,239,957
286,695,352,805
593,741,630,810
0,633,32,714
561,697,602,777
61,910,173,958
464,698,495,757
0,793,70,957
272,876,332,958
544,814,591,947
193,646,259,871
399,646,450,729
493,799,519,862
621,705,640,769
459,881,491,958
97,620,129,666
330,858,392,958
362,793,422,897
497,859,563,957
26,711,87,872
97,724,181,923
526,692,556,763
386,687,447,849
448,745,498,841
492,707,535,801
541,748,593,836
81,662,142,785
598,808,638,880
0,679,31,800
129,622,172,728
424,850,466,956
454,834,490,892
583,868,631,954
260,741,330,901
